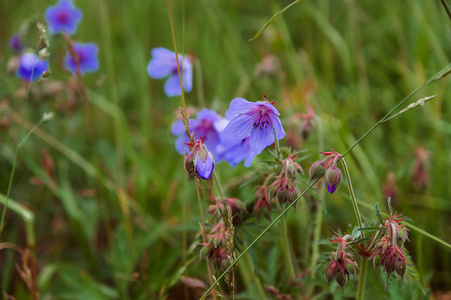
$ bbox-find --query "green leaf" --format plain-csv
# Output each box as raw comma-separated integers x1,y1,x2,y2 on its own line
249,0,305,41
375,203,383,224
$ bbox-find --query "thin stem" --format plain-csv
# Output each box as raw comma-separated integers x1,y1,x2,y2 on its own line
195,178,217,300
356,257,369,300
167,0,191,139
281,214,296,281
0,62,36,240
213,171,225,201
440,0,451,21
340,158,364,233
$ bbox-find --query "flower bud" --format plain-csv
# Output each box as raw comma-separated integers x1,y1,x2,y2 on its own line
309,161,326,183
195,149,215,180
184,152,195,176
325,166,342,194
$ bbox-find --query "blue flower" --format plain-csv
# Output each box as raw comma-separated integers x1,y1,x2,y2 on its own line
45,0,83,35
16,53,49,82
10,34,24,53
171,109,224,158
217,136,257,167
147,47,192,97
224,97,285,155
195,149,215,180
63,42,99,75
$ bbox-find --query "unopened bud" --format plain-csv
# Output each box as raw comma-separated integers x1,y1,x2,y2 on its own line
309,161,326,183
326,166,342,194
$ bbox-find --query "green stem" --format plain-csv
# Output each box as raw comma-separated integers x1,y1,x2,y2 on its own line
213,171,225,201
440,0,451,21
0,193,35,248
356,257,368,300
340,158,364,233
281,214,296,281
242,240,267,299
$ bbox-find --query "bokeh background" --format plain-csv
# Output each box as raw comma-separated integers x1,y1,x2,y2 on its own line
0,0,450,299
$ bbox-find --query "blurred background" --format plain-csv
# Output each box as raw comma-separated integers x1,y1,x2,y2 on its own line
0,0,450,299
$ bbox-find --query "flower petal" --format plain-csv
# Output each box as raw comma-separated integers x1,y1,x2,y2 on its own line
225,98,256,119
268,111,286,140
249,124,275,154
196,151,214,180
224,113,258,141
164,74,182,97
147,48,176,79
182,58,193,92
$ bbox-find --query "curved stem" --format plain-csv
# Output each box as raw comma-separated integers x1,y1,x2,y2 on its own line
356,257,368,300
340,158,364,234
281,214,296,281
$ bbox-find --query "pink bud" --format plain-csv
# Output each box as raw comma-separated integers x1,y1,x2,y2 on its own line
309,160,326,183
326,166,342,194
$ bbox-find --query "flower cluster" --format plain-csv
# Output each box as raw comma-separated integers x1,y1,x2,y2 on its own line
199,221,231,271
370,214,409,280
323,235,358,289
207,197,246,225
253,185,272,221
268,155,303,208
309,150,342,194
45,0,99,76
172,97,285,169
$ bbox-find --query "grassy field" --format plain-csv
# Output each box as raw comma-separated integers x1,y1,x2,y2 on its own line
1,0,451,299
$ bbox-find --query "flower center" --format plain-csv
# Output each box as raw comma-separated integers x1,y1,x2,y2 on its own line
56,11,70,24
252,107,271,130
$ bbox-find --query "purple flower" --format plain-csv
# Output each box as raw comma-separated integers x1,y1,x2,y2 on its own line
147,47,192,97
224,97,285,155
16,53,49,82
217,135,257,167
171,109,224,157
10,34,24,53
45,0,83,35
63,42,99,75
326,166,342,194
195,149,215,180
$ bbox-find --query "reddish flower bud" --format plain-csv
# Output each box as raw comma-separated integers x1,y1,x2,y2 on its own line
308,160,326,183
326,166,342,194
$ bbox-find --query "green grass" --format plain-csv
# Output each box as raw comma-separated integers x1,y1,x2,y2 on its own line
0,0,450,298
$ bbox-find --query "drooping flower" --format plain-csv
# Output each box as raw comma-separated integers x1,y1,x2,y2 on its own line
16,53,49,82
224,96,285,155
184,138,215,180
63,42,99,75
45,0,83,35
147,47,192,97
195,149,215,180
326,166,342,194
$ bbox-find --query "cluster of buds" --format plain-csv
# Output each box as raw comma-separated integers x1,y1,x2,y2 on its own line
199,221,231,271
323,235,358,288
268,155,303,208
253,186,272,221
308,150,342,194
207,197,246,225
184,137,215,180
370,214,409,280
